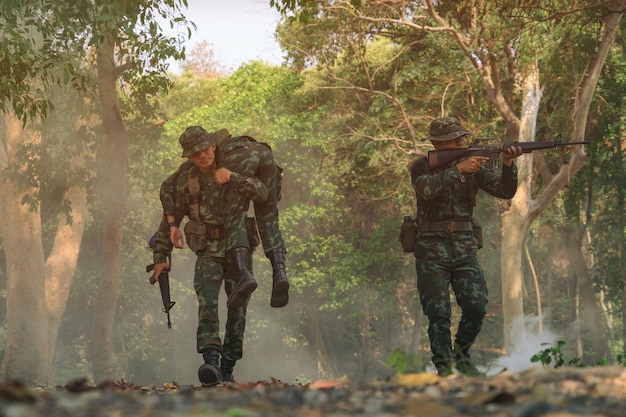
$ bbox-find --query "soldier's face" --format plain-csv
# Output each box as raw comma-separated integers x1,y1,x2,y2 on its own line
189,144,217,170
434,135,468,150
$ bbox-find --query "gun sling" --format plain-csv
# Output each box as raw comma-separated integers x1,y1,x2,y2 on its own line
416,221,473,232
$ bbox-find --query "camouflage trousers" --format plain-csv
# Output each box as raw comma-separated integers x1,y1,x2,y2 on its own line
254,198,285,254
193,253,250,362
414,232,487,368
219,136,285,254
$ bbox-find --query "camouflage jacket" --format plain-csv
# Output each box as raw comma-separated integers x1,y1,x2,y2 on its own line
160,136,280,216
153,164,268,264
410,156,518,224
160,135,285,251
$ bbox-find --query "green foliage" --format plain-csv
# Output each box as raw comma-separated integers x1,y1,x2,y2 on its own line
531,341,626,369
294,374,312,385
4,0,625,384
387,348,425,374
531,340,584,368
1,0,191,123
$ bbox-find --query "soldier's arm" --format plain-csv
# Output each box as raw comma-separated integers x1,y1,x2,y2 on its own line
158,171,190,253
215,168,269,203
478,162,519,199
165,214,184,249
410,157,462,201
160,160,194,216
152,216,174,265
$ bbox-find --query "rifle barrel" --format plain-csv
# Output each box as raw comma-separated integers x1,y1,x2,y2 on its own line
507,140,590,153
428,140,589,169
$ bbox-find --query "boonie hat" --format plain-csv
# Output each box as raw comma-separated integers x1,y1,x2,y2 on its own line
179,126,216,157
428,117,472,141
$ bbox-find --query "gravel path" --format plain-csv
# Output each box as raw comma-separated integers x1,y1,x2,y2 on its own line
1,366,625,417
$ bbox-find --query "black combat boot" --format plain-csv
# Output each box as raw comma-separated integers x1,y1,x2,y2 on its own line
226,247,257,310
220,358,237,383
435,361,453,377
198,348,222,384
267,248,289,308
454,342,484,377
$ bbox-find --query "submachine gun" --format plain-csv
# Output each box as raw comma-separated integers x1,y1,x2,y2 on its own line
146,232,176,328
427,137,590,171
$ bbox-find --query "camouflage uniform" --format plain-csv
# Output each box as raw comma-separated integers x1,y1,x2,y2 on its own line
217,133,284,252
410,117,518,375
160,129,289,308
153,126,268,383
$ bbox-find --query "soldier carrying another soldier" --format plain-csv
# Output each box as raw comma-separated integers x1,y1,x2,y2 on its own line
161,128,289,308
152,126,268,385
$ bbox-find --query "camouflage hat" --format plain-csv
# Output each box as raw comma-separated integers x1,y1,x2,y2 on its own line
179,126,216,157
427,117,472,141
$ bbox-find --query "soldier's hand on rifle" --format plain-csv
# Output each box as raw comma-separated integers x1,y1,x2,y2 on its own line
153,262,169,282
503,143,523,166
214,167,232,185
456,156,490,174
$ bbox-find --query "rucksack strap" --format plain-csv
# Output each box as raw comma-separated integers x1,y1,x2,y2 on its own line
467,173,477,219
188,169,201,223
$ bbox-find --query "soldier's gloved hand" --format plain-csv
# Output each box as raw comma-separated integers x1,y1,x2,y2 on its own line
215,167,232,185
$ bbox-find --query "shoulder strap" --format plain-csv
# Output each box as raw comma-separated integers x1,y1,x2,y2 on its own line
419,158,436,221
467,174,478,218
187,169,201,223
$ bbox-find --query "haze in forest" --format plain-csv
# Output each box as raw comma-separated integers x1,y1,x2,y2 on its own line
1,0,625,387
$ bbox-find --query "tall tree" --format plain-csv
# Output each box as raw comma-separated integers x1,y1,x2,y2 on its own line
77,0,190,382
0,0,190,383
0,114,48,383
272,0,625,353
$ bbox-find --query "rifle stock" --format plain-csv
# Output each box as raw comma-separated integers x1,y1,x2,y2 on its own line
427,140,590,170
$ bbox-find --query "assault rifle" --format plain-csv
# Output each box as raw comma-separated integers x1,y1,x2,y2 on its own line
146,231,176,328
146,262,176,328
427,138,590,170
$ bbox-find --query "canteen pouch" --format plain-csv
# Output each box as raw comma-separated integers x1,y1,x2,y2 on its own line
184,220,208,252
472,220,483,250
399,216,418,253
246,216,261,249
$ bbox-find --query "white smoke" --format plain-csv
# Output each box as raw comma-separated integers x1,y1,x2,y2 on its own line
487,314,561,375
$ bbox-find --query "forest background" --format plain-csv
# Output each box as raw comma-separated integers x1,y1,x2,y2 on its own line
0,0,625,386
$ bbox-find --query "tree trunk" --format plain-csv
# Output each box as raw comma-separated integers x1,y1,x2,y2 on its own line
499,67,541,351
91,31,129,383
615,120,626,356
0,114,48,385
500,207,526,350
524,243,542,334
565,228,611,362
498,2,625,351
45,183,88,383
308,305,338,379
570,270,582,358
623,277,626,355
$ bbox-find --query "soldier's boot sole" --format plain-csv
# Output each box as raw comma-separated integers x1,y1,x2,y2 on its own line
198,364,221,385
227,279,257,309
270,277,289,308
